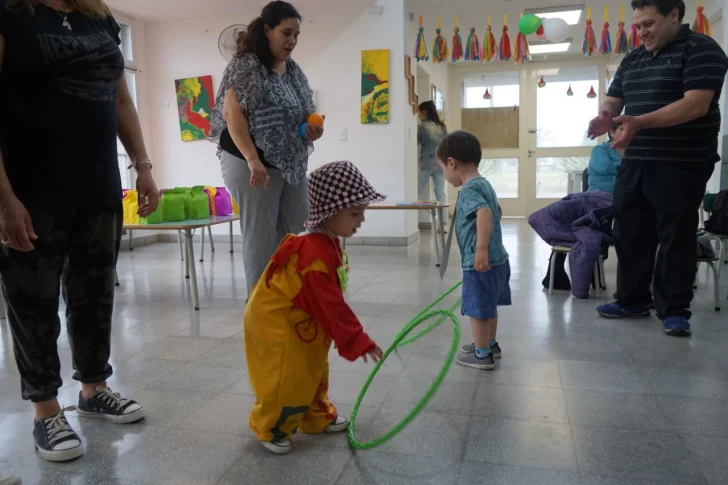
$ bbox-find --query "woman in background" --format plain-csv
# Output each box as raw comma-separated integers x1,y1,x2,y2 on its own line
209,1,323,297
417,101,448,225
587,122,624,194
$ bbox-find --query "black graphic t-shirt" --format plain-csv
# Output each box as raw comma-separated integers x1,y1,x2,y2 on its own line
0,2,124,208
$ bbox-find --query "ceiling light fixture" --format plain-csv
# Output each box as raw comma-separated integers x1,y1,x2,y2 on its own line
524,5,584,25
529,42,572,54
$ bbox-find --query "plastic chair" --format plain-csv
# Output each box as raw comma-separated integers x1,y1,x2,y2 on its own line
548,246,606,297
702,193,728,265
695,234,722,311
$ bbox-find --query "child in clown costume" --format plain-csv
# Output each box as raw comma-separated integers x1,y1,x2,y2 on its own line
244,160,385,454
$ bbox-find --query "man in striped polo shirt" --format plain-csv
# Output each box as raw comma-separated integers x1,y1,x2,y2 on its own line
588,0,728,336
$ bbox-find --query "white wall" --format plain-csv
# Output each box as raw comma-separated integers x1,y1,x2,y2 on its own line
141,0,416,240
300,0,418,240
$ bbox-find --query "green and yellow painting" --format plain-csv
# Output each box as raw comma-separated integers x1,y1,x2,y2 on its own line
175,75,214,141
361,49,389,124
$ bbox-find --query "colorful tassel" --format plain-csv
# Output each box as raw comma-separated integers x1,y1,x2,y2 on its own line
614,21,628,54
483,88,491,100
483,16,497,62
498,15,512,62
451,17,464,61
599,7,612,54
567,84,574,96
692,2,711,36
628,23,641,51
538,75,546,88
514,32,530,63
464,27,482,61
414,16,429,61
587,86,597,98
582,9,597,56
432,17,449,63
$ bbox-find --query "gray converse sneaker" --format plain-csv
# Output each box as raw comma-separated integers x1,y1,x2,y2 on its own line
261,440,292,455
77,386,144,424
33,408,84,462
456,351,496,370
324,416,348,433
461,342,502,358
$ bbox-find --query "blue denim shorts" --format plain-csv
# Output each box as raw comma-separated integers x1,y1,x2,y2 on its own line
461,261,512,320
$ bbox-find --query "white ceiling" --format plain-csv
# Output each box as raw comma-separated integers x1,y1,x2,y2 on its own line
105,0,364,21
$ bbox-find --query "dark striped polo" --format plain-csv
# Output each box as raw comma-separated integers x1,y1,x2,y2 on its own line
607,24,728,164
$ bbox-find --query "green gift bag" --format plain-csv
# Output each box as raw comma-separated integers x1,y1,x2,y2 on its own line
188,186,211,220
161,189,187,222
139,197,164,225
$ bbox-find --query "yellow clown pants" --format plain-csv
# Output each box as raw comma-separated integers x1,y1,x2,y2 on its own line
244,271,338,441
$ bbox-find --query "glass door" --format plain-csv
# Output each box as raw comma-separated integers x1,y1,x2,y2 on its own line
461,69,527,216
524,63,602,212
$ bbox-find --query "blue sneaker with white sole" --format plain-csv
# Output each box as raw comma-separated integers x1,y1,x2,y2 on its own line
662,315,691,337
597,302,651,319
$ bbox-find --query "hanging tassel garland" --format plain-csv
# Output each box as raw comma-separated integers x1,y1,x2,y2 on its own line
414,16,429,61
614,5,627,54
582,8,597,56
599,6,612,54
498,14,512,62
514,32,530,63
464,27,482,61
483,16,497,62
451,17,464,61
628,23,641,51
692,1,711,36
432,17,449,63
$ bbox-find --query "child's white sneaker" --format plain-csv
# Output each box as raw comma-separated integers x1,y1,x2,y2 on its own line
261,440,292,455
324,416,348,433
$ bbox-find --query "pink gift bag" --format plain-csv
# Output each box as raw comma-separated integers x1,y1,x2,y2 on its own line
205,186,233,216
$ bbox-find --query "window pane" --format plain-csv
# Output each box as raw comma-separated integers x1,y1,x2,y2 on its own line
536,66,598,148
119,22,133,62
480,158,518,199
536,157,589,198
462,71,520,109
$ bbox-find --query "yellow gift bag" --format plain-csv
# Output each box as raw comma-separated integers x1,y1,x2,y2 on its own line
204,186,218,216
122,190,140,225
232,197,239,215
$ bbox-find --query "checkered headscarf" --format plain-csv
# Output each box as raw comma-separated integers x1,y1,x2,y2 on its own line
305,161,386,228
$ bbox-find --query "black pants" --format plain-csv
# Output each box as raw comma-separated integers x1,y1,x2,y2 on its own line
613,162,713,320
0,205,122,402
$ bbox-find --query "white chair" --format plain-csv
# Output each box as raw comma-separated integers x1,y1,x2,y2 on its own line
548,246,606,297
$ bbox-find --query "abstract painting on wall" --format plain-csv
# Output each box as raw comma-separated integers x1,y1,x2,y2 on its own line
361,49,390,124
175,75,214,141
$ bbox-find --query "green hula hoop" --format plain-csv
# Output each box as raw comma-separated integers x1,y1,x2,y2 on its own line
347,282,462,450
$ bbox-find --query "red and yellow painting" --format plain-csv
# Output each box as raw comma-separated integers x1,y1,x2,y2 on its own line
175,75,214,141
361,49,390,124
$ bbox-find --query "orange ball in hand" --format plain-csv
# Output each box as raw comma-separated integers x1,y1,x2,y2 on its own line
308,113,324,126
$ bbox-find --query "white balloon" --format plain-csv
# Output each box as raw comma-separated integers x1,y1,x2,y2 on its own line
541,17,568,43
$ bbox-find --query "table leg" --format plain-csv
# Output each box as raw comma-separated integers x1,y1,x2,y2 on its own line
0,280,6,320
178,232,184,261
185,234,190,279
200,227,206,263
229,222,234,253
438,210,447,264
438,216,457,279
129,230,134,251
185,229,200,310
208,226,215,252
431,209,442,268
114,269,120,287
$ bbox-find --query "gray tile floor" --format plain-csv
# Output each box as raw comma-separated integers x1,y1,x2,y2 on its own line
1,220,728,485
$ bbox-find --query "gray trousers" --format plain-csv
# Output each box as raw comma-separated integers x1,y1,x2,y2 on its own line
220,151,309,295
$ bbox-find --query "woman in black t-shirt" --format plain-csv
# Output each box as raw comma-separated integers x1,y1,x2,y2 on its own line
0,0,158,463
209,1,324,297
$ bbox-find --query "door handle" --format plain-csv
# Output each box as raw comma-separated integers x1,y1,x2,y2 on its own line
528,129,538,134
528,150,536,158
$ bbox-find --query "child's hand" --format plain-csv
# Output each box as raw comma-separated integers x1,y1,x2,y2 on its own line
362,346,383,363
474,246,491,272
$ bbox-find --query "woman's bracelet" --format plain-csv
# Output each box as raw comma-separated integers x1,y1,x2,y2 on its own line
127,157,153,172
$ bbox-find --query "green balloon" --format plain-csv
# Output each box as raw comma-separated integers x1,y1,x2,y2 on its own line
518,14,542,35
